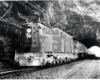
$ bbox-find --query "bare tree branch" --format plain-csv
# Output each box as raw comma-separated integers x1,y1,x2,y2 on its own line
1,2,13,19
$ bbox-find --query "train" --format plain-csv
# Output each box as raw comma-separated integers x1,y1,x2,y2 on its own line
14,22,88,66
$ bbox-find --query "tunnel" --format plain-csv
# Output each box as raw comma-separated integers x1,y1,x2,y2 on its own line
79,38,100,59
79,38,100,49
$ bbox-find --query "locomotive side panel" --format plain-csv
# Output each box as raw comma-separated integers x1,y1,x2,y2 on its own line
40,35,52,52
70,38,74,53
38,23,53,52
73,40,79,54
52,36,62,52
78,42,85,53
52,28,63,53
38,25,65,53
52,28,73,53
61,31,76,59
31,23,40,52
64,34,72,54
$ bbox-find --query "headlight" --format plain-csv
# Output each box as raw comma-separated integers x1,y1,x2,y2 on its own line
27,28,31,33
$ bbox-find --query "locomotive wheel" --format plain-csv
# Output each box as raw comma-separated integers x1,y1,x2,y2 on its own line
57,59,60,63
41,62,45,67
60,59,63,63
40,64,43,67
69,59,71,62
63,60,65,63
56,61,58,64
67,59,69,62
71,59,73,61
66,59,67,63
58,59,61,64
65,58,67,63
57,60,59,64
64,59,66,63
71,59,73,62
53,61,56,65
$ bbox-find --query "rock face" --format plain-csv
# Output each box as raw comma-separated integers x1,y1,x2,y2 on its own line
44,0,98,39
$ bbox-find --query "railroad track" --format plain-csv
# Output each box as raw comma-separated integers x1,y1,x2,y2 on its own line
0,67,38,79
68,60,94,79
0,59,84,79
57,60,91,79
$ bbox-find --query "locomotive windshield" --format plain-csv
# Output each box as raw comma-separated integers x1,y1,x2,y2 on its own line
19,22,40,53
20,23,32,53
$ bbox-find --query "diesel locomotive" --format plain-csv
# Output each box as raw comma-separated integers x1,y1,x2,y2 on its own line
14,22,88,66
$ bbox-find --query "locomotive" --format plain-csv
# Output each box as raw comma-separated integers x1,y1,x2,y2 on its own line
14,22,88,66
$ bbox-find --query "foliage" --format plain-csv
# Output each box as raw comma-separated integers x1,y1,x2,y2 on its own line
43,1,99,40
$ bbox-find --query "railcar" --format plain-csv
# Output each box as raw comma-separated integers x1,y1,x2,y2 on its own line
73,39,79,59
14,22,87,66
73,39,88,59
78,42,87,59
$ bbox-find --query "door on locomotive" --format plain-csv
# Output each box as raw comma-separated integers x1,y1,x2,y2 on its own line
72,38,79,60
14,22,42,66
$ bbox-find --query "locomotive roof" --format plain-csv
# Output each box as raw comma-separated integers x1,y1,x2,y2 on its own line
24,21,78,40
39,22,74,38
38,21,53,29
53,28,73,38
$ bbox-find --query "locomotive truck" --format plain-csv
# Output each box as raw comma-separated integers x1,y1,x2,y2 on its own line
14,22,88,66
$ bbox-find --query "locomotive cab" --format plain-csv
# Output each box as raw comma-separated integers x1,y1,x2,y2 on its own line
20,23,32,53
14,21,88,67
15,22,41,66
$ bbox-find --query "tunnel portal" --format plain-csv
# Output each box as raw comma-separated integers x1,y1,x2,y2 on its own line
79,38,100,49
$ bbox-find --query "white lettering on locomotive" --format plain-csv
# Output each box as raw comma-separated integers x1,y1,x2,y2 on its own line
26,32,32,38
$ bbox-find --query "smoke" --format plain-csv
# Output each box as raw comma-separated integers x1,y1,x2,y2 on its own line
88,46,100,57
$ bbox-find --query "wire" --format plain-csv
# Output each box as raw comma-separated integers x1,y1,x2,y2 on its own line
18,1,64,29
17,1,36,12
17,1,75,31
32,1,65,29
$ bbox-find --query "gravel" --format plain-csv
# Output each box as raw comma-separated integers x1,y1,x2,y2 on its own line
7,60,86,79
3,59,100,79
67,60,95,79
58,59,100,79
